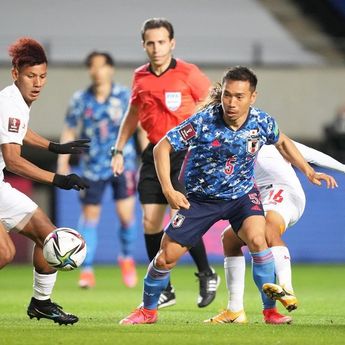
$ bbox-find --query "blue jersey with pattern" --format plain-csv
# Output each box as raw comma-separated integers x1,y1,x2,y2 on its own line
65,83,137,181
166,105,280,200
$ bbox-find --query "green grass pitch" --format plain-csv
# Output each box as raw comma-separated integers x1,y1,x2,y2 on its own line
1,264,345,345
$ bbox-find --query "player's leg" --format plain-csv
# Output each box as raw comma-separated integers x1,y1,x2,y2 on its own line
113,171,138,287
120,233,188,325
20,207,79,325
0,222,15,268
262,210,298,312
77,178,105,288
204,225,247,324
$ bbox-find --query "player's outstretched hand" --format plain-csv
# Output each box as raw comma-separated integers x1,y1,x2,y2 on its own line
53,174,90,191
310,172,338,188
163,189,190,210
49,139,90,154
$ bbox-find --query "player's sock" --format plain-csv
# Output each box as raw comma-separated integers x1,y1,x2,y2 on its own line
251,248,276,309
271,246,294,292
144,231,172,291
143,260,170,310
144,231,164,261
119,221,137,257
78,217,98,269
189,239,212,275
224,256,246,312
33,269,57,300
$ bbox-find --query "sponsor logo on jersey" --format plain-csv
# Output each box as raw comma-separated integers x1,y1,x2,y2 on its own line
8,117,21,133
171,213,185,228
251,204,262,211
211,139,221,147
179,123,196,141
165,92,181,111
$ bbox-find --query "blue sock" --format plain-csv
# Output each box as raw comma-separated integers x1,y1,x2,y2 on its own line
119,221,137,257
143,261,170,310
78,217,98,269
251,248,276,309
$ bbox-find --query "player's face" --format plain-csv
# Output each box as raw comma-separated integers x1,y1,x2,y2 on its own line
12,63,47,106
88,55,114,86
142,27,175,70
221,79,257,125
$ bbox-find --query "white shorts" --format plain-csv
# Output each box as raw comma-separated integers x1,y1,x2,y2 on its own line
0,181,38,232
260,184,306,230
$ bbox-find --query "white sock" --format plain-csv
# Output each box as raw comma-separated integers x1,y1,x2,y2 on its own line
270,246,294,292
33,269,57,300
224,256,246,312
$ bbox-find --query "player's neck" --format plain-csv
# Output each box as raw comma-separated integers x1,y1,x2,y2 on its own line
224,114,248,131
93,82,112,103
150,57,172,76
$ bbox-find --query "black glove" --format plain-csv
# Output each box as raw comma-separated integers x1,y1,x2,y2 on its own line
48,139,90,154
53,174,89,191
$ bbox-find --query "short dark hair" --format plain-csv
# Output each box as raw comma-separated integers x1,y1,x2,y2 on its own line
222,66,257,92
85,51,115,67
141,18,174,41
8,37,47,69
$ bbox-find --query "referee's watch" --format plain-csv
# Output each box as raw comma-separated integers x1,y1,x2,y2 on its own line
111,147,123,156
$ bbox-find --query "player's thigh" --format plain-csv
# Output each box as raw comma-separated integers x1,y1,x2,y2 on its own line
20,208,55,247
141,203,168,234
222,225,245,256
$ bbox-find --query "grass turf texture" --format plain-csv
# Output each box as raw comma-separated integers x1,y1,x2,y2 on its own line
1,264,345,345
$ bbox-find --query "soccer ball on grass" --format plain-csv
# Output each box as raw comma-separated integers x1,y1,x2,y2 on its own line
43,228,87,271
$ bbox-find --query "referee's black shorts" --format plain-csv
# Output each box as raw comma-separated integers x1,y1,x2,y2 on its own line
138,143,186,204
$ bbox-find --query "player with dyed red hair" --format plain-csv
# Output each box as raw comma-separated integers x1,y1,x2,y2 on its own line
0,37,89,325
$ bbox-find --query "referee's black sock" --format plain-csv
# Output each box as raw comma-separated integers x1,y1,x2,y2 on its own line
189,239,213,275
144,231,172,291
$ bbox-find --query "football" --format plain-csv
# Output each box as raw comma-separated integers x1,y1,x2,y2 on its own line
43,228,87,271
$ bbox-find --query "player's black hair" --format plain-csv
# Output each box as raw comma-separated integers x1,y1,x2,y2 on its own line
141,18,174,41
85,51,115,67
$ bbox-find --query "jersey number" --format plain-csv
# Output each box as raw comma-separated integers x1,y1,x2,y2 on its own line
224,156,236,175
268,189,284,203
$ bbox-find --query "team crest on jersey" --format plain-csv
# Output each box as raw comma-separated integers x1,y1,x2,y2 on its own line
165,92,181,111
246,129,260,154
171,213,185,228
8,117,21,133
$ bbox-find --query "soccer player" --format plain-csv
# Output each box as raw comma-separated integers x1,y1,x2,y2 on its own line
0,37,89,325
205,142,340,324
119,66,334,325
57,52,138,289
111,18,220,308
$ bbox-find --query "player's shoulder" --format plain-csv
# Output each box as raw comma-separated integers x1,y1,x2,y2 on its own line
0,85,18,109
134,63,150,75
112,83,130,96
175,58,200,73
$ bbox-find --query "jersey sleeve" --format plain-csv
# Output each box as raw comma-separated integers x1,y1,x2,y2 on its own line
293,141,345,173
186,64,211,102
129,72,140,106
64,91,84,128
0,103,24,145
265,116,280,145
166,112,202,151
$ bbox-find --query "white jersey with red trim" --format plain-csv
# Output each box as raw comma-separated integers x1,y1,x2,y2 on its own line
0,84,30,182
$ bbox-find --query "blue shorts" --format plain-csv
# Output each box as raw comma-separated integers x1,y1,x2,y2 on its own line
165,187,264,247
79,171,136,205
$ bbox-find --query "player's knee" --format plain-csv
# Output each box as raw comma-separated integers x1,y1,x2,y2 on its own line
0,245,15,269
247,234,267,252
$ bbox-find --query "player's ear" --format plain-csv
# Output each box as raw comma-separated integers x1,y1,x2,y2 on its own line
170,38,176,50
250,91,257,105
11,67,19,81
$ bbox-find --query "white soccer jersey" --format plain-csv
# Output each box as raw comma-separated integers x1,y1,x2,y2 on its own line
0,84,30,182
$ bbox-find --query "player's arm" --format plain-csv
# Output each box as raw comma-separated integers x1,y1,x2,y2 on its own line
56,125,78,175
153,137,190,210
293,141,345,173
23,127,89,155
274,132,337,188
112,103,139,175
1,143,88,191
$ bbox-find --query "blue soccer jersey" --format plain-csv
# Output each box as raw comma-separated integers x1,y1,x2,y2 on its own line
65,83,137,180
166,105,280,200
